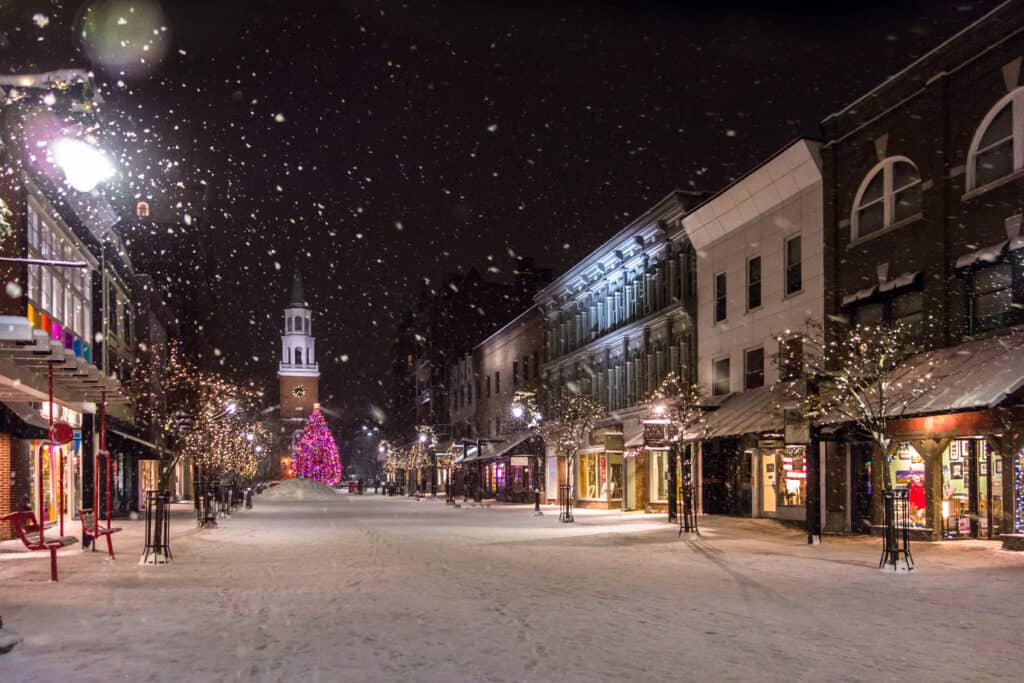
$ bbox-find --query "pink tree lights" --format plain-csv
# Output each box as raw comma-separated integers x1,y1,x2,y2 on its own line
291,408,342,485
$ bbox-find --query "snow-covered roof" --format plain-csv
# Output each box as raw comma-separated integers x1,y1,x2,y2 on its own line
691,385,782,440
892,327,1024,417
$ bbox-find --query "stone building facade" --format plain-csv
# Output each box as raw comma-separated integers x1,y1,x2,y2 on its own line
536,191,704,509
682,138,824,521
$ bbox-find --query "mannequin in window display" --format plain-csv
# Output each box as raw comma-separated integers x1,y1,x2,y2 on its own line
907,474,926,524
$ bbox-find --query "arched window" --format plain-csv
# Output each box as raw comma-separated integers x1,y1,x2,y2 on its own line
967,87,1023,191
136,201,150,218
304,316,310,334
294,315,302,332
851,157,922,241
286,317,292,332
295,348,303,366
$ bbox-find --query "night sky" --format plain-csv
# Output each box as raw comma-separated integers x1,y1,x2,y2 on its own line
0,0,1000,418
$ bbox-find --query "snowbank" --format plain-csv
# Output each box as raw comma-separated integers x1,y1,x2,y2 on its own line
261,477,340,501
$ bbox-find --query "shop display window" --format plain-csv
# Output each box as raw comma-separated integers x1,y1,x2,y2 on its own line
776,447,807,507
890,443,927,527
579,453,623,500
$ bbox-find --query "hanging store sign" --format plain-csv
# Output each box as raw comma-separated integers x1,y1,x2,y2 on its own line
510,456,531,467
50,422,74,445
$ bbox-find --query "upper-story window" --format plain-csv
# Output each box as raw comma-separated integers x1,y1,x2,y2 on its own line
852,157,922,241
714,272,727,323
495,371,501,395
304,317,310,334
136,201,150,218
848,289,924,340
969,251,1024,333
485,375,491,398
778,337,803,382
968,88,1023,191
744,347,764,389
747,257,761,310
287,317,293,332
513,361,519,387
712,357,730,395
294,315,302,332
785,236,802,296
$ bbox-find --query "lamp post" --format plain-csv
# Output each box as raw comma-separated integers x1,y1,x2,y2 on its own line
511,399,543,514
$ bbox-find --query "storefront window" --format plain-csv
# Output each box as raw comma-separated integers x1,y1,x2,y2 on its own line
890,443,927,527
652,449,669,501
608,459,622,500
942,439,1002,537
579,454,603,499
777,447,807,508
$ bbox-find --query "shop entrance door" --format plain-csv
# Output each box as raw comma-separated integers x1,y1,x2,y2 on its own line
944,439,1000,539
761,452,776,515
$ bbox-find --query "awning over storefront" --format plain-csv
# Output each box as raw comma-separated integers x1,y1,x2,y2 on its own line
108,428,163,460
460,431,540,463
697,386,783,440
888,326,1024,417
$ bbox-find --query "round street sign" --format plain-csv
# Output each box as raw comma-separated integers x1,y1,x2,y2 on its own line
50,422,74,445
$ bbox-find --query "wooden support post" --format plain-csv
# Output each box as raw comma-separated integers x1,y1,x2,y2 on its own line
909,438,951,541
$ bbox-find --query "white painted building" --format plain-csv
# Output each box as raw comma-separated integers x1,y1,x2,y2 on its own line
681,139,823,520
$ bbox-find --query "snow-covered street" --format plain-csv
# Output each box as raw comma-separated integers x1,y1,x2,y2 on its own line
2,493,1023,682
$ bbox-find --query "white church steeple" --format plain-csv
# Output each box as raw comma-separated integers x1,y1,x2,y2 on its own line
279,268,319,377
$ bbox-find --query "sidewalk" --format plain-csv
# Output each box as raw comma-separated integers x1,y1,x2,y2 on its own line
0,502,202,569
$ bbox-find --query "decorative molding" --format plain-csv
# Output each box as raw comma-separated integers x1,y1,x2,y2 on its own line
1002,57,1022,93
873,133,889,162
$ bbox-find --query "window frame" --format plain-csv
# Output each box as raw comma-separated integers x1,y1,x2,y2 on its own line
747,256,762,311
967,87,1024,193
778,336,803,382
968,253,1024,333
744,347,765,390
850,156,922,242
714,272,727,323
712,356,730,396
785,235,802,296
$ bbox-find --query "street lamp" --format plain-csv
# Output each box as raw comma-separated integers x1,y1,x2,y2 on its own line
50,137,115,193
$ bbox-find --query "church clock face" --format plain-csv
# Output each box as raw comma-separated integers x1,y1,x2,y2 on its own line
292,385,306,399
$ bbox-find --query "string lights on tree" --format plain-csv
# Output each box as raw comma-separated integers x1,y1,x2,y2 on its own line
291,408,342,484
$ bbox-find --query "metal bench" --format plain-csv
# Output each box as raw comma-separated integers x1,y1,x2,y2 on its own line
78,509,123,559
1,511,78,582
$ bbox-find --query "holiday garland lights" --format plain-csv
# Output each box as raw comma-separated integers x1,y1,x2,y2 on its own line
134,341,269,485
291,408,342,484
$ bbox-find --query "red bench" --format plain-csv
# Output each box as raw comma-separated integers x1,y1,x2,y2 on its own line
1,511,78,582
78,509,123,559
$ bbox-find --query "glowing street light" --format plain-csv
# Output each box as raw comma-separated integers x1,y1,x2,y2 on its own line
50,137,115,192
511,403,524,419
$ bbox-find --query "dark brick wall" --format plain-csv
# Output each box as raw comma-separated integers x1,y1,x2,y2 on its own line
822,5,1024,342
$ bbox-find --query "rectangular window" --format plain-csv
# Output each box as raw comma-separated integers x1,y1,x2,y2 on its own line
744,347,764,389
854,302,884,327
785,236,802,295
653,451,669,501
523,356,529,382
892,290,924,340
476,378,481,401
713,357,730,396
486,375,491,398
779,337,803,382
747,257,761,310
973,263,1013,332
513,361,519,386
714,273,727,322
495,371,500,395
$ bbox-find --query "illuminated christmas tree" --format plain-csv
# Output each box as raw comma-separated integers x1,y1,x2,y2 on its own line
291,408,342,484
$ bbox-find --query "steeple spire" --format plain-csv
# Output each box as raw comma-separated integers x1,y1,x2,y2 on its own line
289,261,307,308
